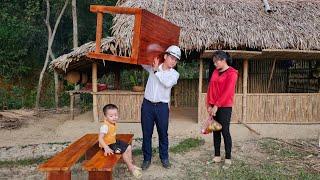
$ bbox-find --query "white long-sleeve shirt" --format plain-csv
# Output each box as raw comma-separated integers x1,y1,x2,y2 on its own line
142,64,179,103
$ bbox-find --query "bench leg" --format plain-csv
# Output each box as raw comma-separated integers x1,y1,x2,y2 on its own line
47,171,71,180
88,171,112,180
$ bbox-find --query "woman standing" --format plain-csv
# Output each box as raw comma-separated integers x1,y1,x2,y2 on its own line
206,50,238,168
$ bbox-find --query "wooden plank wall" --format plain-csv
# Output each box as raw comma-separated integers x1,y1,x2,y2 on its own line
198,93,320,123
97,94,143,122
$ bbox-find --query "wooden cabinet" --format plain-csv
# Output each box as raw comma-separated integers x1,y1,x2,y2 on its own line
87,5,180,65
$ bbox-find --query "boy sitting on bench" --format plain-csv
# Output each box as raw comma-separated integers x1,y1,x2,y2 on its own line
98,104,142,179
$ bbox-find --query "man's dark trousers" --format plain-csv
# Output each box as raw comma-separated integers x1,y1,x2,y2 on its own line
141,98,169,161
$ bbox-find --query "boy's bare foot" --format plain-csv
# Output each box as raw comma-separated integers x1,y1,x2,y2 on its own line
131,166,142,179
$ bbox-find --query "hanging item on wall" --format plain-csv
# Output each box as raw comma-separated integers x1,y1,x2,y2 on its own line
65,71,80,84
65,71,88,84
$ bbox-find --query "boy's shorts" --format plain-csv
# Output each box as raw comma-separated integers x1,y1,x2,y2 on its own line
107,140,129,154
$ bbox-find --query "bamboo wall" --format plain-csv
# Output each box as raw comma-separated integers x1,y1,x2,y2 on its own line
96,91,144,122
198,93,242,124
248,60,288,93
198,93,320,123
202,60,290,93
288,61,320,93
173,79,199,107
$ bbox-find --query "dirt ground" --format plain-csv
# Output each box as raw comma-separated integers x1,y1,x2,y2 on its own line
0,108,319,179
1,108,319,147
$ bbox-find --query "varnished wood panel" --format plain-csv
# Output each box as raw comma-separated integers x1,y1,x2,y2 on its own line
82,134,133,171
47,171,71,180
88,171,112,180
138,9,180,65
87,6,180,65
38,134,98,171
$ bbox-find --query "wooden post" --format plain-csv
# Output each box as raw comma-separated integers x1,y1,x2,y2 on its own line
267,59,276,93
238,59,260,135
70,92,74,120
242,59,248,122
197,59,203,123
92,12,103,122
92,63,98,122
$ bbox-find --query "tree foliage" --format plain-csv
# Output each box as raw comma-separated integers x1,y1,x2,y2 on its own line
0,0,117,109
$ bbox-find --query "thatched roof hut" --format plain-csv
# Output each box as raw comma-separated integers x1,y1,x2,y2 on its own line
51,0,320,72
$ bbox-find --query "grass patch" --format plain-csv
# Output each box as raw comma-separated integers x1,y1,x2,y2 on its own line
132,137,205,156
46,142,70,146
132,147,158,156
0,156,49,168
187,160,311,180
170,138,205,154
258,138,304,158
297,170,320,180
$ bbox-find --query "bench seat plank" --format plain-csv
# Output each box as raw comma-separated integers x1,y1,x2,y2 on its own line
83,134,133,172
39,134,99,171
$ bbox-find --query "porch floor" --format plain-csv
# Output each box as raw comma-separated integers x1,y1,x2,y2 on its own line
170,107,198,123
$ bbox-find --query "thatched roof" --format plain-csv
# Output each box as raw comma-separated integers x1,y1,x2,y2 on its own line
51,0,320,72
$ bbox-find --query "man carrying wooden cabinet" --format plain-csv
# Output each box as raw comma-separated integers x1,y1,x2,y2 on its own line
140,45,181,170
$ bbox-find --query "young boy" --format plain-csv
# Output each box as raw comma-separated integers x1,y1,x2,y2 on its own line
98,104,142,178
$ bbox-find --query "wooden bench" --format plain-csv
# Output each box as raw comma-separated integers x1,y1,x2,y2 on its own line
38,134,100,180
82,134,134,180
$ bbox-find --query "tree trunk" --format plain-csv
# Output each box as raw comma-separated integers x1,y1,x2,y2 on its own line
72,0,78,48
35,0,69,109
72,0,81,105
49,51,59,109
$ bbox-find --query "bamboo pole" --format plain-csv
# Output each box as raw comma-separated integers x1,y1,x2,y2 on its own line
198,59,203,123
267,59,276,93
92,12,103,122
162,0,168,18
92,63,98,122
240,59,261,135
242,59,248,122
70,92,74,120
